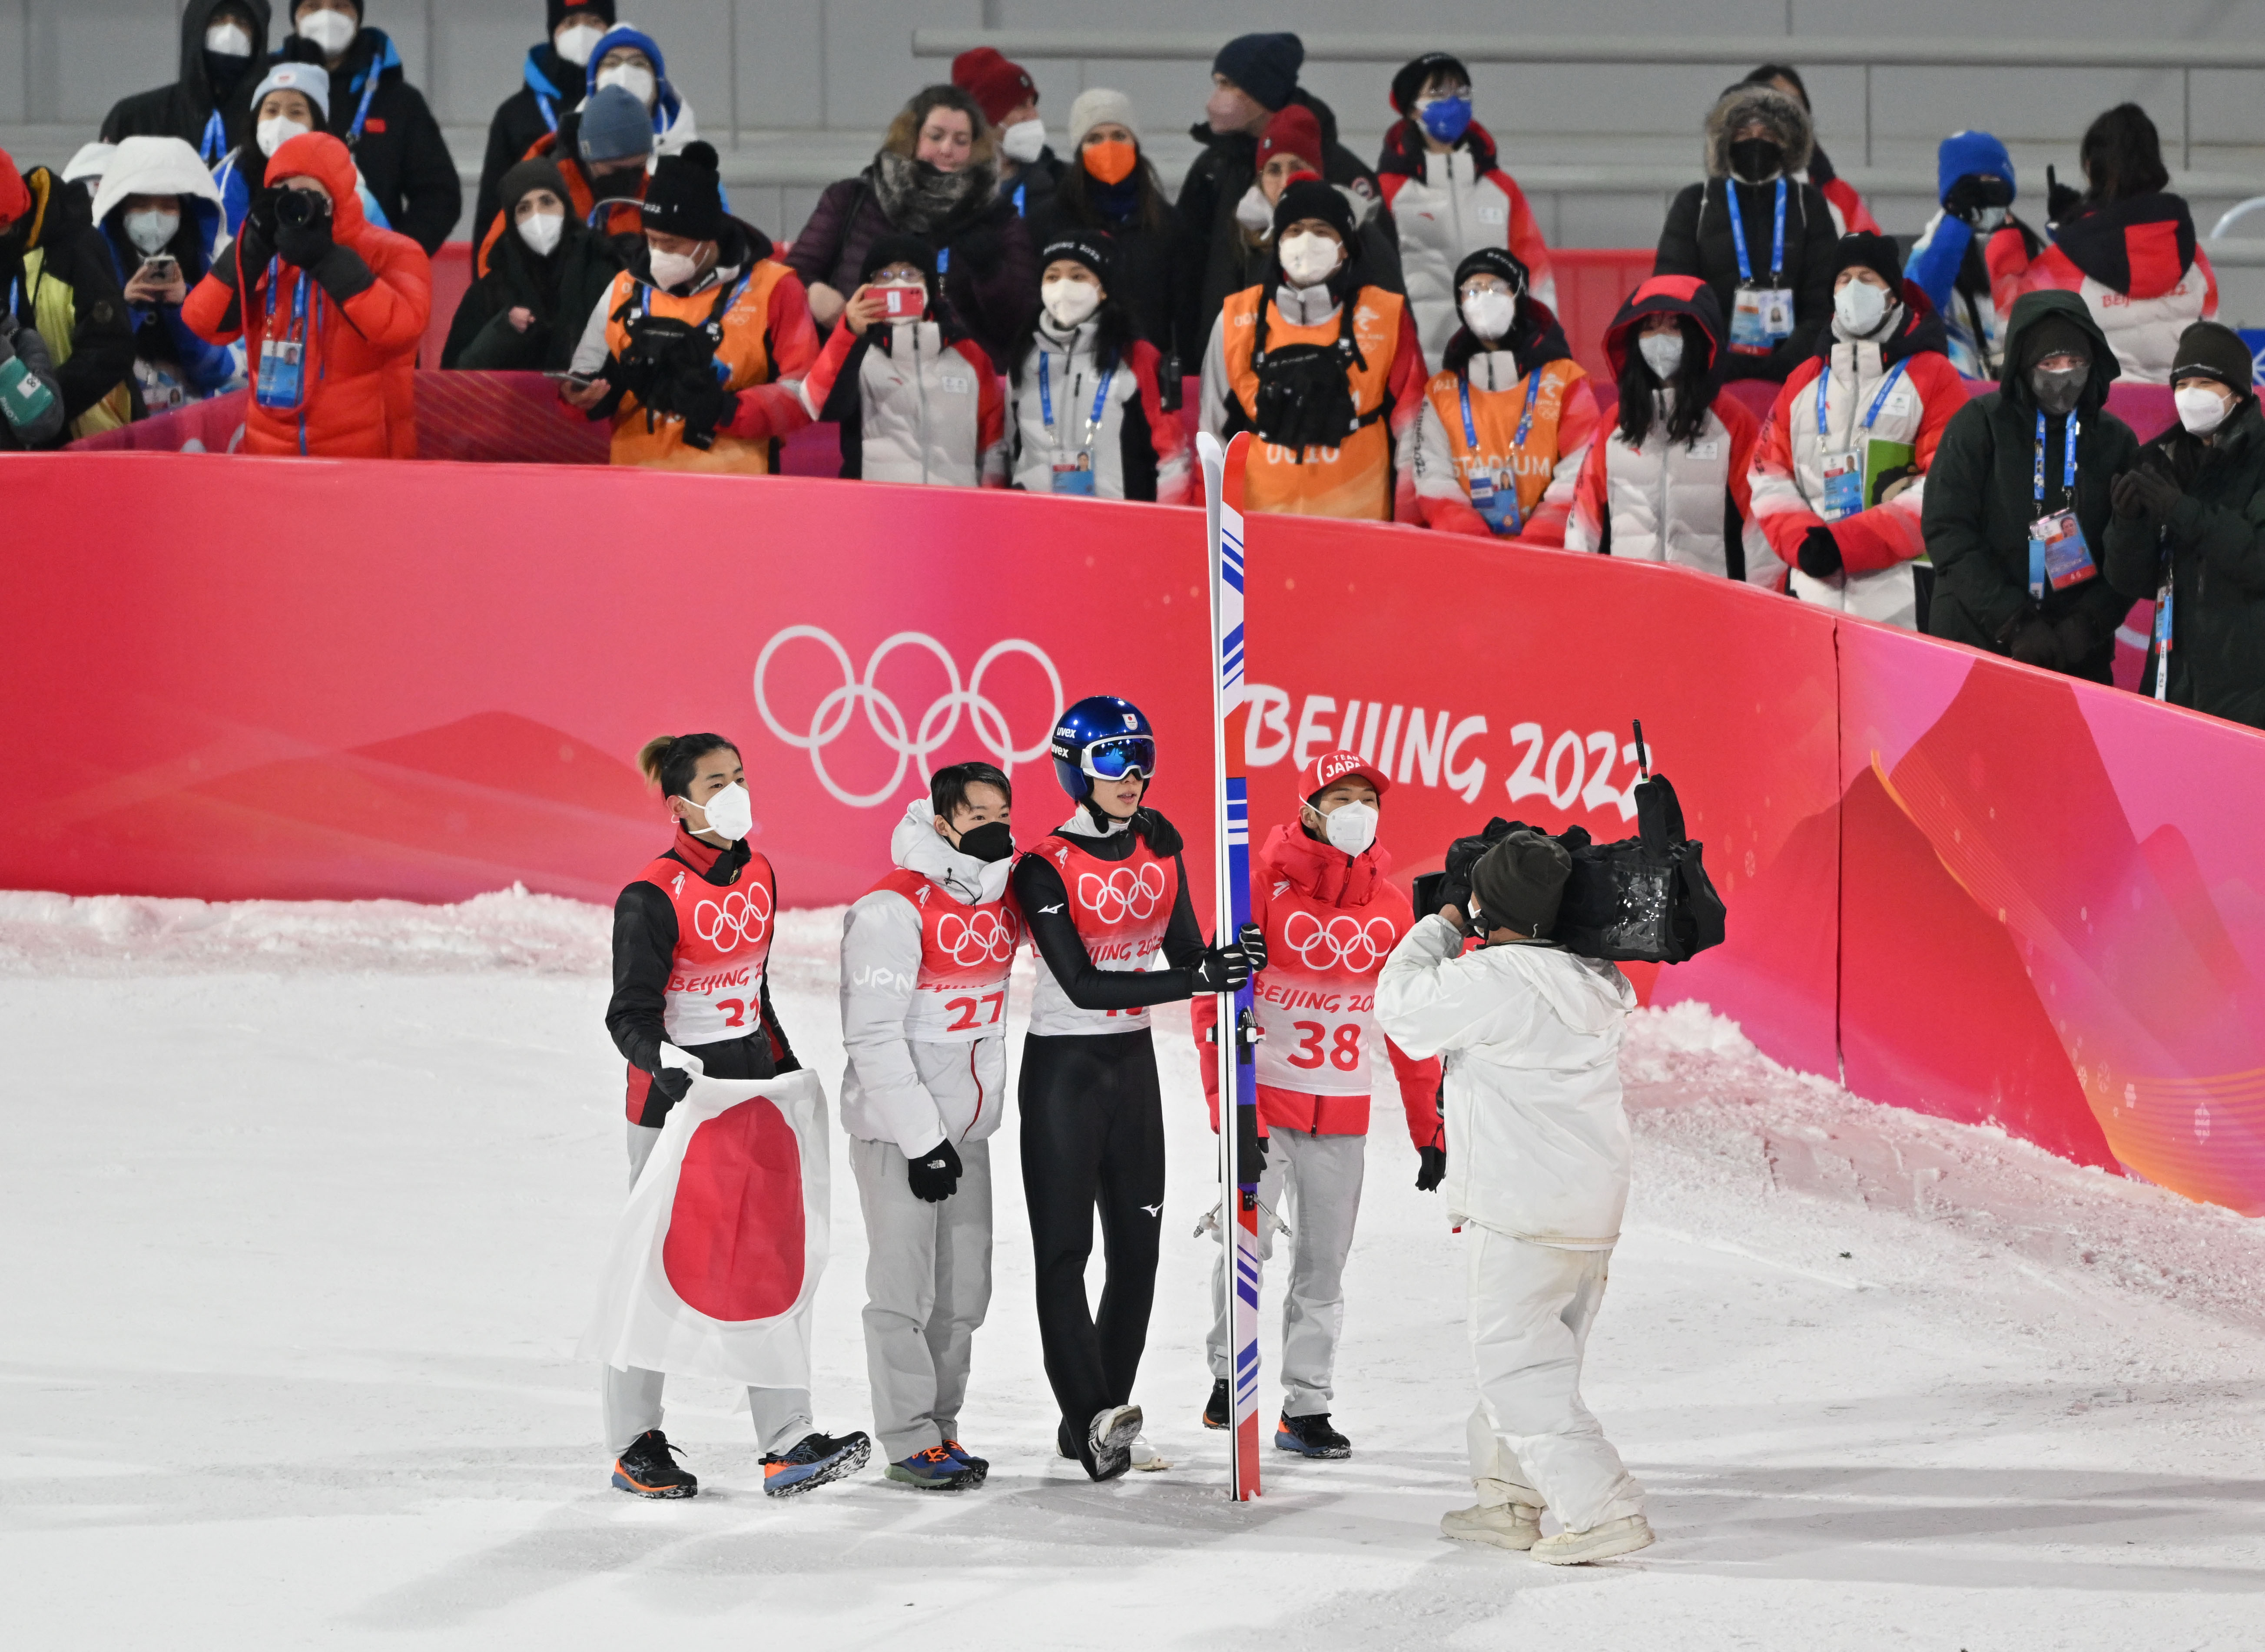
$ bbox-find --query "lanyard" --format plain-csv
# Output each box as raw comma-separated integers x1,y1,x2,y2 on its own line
936,247,951,275
535,90,559,134
1728,177,1787,285
266,256,313,331
1816,359,1908,443
1459,367,1542,467
2152,568,2175,700
1011,181,1027,218
1039,350,1114,450
346,68,382,146
199,108,227,166
2032,410,2079,509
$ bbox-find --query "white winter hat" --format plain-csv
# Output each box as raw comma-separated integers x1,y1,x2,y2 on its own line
251,60,333,122
1068,87,1140,150
89,136,226,227
62,141,116,184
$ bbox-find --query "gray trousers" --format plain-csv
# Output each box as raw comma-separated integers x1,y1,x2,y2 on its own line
1206,1129,1366,1417
599,1122,813,1457
849,1134,994,1462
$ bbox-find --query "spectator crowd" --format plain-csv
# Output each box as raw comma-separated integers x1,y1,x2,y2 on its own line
0,15,2257,728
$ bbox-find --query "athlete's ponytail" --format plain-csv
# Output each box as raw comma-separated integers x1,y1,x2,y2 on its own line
637,732,741,801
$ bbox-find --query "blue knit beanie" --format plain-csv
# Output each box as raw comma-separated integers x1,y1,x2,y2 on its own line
1938,129,2014,205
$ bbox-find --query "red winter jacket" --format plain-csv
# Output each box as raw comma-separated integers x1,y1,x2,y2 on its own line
185,130,430,457
1191,822,1443,1147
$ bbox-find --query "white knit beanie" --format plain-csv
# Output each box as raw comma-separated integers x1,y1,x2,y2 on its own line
1068,87,1140,149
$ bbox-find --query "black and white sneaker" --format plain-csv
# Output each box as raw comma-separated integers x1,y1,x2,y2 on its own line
1084,1404,1143,1481
1275,1412,1352,1458
761,1429,871,1497
1201,1378,1230,1430
611,1429,698,1498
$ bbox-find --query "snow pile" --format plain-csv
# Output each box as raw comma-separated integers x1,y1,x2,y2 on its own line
1623,999,2265,1331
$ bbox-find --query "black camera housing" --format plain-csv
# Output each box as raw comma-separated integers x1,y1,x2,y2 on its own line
274,189,331,230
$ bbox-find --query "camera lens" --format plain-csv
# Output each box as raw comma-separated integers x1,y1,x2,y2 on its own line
275,190,320,229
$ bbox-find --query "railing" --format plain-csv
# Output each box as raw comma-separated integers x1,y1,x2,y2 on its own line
912,30,2265,171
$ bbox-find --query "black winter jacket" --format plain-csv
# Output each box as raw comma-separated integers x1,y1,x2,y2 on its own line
473,44,581,256
1027,187,1184,361
99,0,275,164
0,168,136,424
285,29,461,254
442,216,624,372
1655,174,1839,383
2103,398,2265,729
1922,290,2139,679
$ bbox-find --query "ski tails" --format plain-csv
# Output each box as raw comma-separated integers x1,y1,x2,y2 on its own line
1199,431,1263,1502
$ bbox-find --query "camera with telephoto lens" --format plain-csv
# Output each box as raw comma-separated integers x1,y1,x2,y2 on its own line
614,310,731,448
274,188,330,230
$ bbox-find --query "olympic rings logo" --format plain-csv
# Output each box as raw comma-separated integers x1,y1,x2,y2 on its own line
1281,911,1399,973
1078,864,1167,924
935,909,1020,967
692,885,773,953
754,626,1064,808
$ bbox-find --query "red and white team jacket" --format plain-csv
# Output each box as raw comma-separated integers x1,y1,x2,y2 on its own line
1747,293,1968,626
1376,120,1559,369
1987,194,2219,384
800,317,1008,487
838,800,1021,1155
1192,823,1443,1145
1024,824,1182,1038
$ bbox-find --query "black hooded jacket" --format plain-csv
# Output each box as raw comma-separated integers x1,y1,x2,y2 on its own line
281,25,461,253
474,42,581,256
1655,174,1839,385
1921,289,2140,677
0,167,136,424
442,172,625,372
100,0,275,162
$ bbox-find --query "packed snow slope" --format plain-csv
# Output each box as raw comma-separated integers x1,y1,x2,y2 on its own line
3,889,2263,1651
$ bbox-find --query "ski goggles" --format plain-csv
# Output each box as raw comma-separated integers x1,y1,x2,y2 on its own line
1079,735,1156,781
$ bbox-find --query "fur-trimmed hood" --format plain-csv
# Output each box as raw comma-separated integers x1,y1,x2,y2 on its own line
1703,83,1813,180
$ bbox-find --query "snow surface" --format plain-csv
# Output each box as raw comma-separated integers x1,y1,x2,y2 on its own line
4,888,2264,1650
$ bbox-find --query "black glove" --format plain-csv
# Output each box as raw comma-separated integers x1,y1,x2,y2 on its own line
1415,1142,1446,1193
2125,465,2183,523
670,371,735,449
650,1066,693,1108
274,207,336,272
2008,616,2066,670
246,186,283,243
1236,921,1267,976
2110,469,2148,520
2046,164,2083,225
1191,943,1253,993
907,1137,963,1202
1797,524,1843,579
2053,614,2098,668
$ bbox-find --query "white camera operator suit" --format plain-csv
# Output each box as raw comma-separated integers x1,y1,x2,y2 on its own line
1376,888,1647,1553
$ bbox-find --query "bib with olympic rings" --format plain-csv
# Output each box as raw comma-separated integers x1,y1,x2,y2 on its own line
1026,832,1181,1037
1250,884,1413,1096
866,868,1023,1043
637,851,779,1047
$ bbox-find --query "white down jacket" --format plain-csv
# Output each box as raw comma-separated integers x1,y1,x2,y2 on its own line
1375,917,1638,1247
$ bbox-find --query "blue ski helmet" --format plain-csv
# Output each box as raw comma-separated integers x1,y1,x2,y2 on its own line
1051,695,1157,801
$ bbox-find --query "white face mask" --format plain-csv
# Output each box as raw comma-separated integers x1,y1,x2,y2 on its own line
1041,277,1101,329
648,247,702,290
2176,385,2233,435
1638,331,1685,380
1233,183,1273,233
1460,288,1516,341
554,21,607,67
125,209,180,255
1320,800,1379,857
258,115,312,157
597,63,658,109
1834,278,1890,336
682,782,753,842
1278,229,1340,289
296,7,358,57
1972,205,2009,235
205,21,253,56
517,209,564,256
999,119,1047,165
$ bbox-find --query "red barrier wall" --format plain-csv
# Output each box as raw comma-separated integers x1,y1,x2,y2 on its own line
3,453,2260,1212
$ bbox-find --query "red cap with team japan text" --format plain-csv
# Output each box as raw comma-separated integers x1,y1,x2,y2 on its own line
1304,749,1392,801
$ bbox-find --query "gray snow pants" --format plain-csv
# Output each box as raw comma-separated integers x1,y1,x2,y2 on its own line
849,1133,995,1462
1206,1129,1366,1416
599,1122,814,1457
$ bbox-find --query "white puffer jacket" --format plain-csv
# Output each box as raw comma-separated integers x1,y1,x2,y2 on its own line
1376,917,1637,1248
800,318,1007,487
1380,134,1557,369
1565,390,1773,580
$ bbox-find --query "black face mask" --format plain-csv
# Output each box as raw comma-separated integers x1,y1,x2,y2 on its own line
204,48,252,98
2029,364,2088,417
953,821,1015,863
1728,138,1783,184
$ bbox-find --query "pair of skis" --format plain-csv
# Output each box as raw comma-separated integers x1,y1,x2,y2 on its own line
1198,432,1264,1502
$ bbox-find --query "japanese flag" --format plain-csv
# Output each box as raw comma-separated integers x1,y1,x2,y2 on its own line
580,1069,831,1387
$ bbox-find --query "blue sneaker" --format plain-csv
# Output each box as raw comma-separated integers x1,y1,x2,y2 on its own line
761,1429,871,1497
941,1438,990,1485
885,1445,981,1491
1275,1412,1351,1458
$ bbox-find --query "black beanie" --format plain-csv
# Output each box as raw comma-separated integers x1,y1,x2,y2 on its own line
1273,177,1355,245
1040,231,1119,289
2170,320,2255,397
1470,829,1572,939
498,157,569,222
1453,245,1529,297
547,0,617,31
2018,314,2095,374
1214,32,1303,113
640,140,723,241
1831,230,1902,288
861,232,935,284
1391,53,1471,116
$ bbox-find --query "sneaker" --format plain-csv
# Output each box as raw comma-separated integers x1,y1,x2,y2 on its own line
1201,1378,1230,1430
610,1429,697,1499
885,1445,980,1492
1530,1513,1655,1566
1274,1411,1351,1458
760,1429,871,1497
941,1439,989,1485
1441,1500,1542,1550
1084,1404,1143,1482
1128,1436,1172,1472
